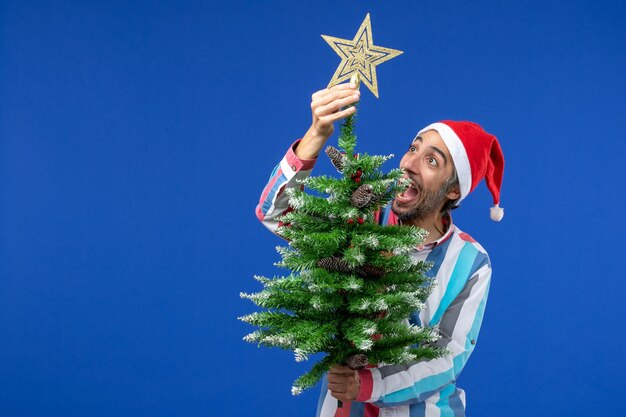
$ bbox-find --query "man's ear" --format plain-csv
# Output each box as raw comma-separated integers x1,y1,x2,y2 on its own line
446,186,461,201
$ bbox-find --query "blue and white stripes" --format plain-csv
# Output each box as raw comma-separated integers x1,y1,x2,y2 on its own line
255,143,493,417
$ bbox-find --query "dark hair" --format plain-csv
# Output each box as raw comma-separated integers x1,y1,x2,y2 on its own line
441,169,461,213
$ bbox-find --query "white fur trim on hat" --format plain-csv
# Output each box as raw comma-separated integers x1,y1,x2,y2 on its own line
417,123,472,202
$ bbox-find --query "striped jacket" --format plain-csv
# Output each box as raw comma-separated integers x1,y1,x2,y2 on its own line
256,141,492,417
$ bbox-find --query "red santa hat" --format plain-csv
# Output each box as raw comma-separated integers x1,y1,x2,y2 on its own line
417,120,505,221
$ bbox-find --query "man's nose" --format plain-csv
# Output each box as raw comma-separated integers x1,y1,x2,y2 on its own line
401,154,421,175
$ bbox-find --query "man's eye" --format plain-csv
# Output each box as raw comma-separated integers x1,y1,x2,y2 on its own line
409,145,416,152
427,156,438,166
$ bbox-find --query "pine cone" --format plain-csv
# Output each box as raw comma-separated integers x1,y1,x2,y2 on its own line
317,256,353,273
318,257,385,277
350,184,374,208
355,264,385,278
346,353,368,370
369,192,384,206
325,145,345,172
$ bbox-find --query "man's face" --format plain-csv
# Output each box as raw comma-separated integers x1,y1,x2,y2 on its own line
392,130,459,223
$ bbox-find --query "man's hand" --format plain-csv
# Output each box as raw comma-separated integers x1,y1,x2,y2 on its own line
295,83,360,160
327,365,360,403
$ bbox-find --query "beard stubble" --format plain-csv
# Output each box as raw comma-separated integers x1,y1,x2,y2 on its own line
391,185,449,223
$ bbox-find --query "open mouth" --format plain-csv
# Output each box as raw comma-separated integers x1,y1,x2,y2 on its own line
395,180,420,204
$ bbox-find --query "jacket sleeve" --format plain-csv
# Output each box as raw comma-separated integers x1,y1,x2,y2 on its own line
355,263,492,407
255,140,317,235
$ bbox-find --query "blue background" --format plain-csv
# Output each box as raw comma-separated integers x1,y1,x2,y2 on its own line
2,1,625,416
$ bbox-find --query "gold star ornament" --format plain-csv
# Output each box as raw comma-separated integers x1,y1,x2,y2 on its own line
322,14,403,98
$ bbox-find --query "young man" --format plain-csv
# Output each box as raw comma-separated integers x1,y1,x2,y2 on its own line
256,83,505,417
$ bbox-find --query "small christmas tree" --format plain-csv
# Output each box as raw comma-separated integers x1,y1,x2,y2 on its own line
241,103,445,395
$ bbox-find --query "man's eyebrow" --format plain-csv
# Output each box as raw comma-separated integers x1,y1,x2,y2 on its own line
430,146,448,165
411,136,448,165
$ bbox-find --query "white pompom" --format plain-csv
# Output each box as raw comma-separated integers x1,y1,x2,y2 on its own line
490,205,504,222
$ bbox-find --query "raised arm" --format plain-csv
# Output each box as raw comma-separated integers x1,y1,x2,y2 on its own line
255,83,360,234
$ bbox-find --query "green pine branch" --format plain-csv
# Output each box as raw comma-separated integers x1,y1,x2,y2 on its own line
241,104,445,395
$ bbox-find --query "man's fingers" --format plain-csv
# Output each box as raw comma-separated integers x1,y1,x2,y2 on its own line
327,371,359,402
328,365,357,376
305,82,358,145
314,93,359,117
328,369,352,379
312,82,356,100
313,82,356,96
319,106,356,124
313,89,359,112
329,82,357,91
327,382,348,393
329,391,349,402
